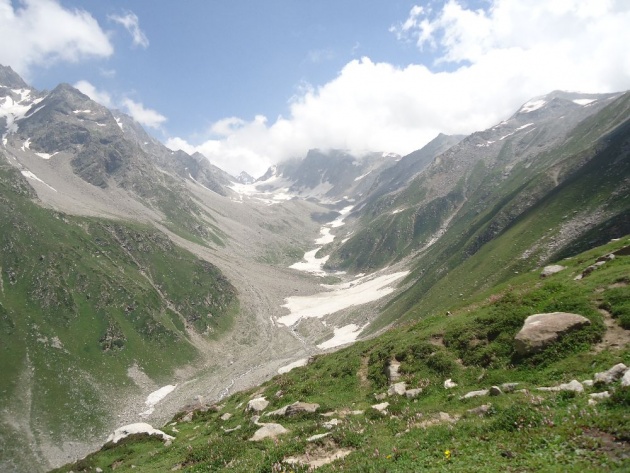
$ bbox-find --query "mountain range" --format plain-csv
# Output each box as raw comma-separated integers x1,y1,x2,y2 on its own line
0,63,629,471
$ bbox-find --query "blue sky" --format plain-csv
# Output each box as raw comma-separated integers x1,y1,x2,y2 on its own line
1,1,629,176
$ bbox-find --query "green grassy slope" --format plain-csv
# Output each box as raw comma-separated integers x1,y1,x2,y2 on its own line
0,157,238,471
52,238,630,472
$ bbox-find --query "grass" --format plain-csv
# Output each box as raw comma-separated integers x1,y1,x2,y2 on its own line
53,236,630,472
0,160,239,467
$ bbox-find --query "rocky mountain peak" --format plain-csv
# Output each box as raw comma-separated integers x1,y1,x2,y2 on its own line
0,64,29,89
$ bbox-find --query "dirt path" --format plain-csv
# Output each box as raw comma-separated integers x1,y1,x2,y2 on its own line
594,308,630,353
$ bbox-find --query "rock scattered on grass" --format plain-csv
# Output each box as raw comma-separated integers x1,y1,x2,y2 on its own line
388,382,407,396
444,379,458,389
460,389,489,400
247,397,269,413
541,265,565,277
371,402,389,413
249,423,289,441
594,363,628,385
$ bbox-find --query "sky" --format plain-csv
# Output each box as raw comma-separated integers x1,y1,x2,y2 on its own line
1,0,629,177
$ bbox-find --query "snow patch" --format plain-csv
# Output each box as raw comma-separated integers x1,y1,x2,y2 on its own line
106,423,174,444
20,170,57,192
317,324,365,349
520,99,546,113
277,271,408,326
573,98,596,106
21,138,30,151
115,117,123,130
72,109,91,114
278,358,309,374
35,152,58,160
354,171,371,181
140,384,177,416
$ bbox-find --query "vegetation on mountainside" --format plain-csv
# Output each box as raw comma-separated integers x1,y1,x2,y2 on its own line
326,93,630,288
53,237,630,472
0,158,238,469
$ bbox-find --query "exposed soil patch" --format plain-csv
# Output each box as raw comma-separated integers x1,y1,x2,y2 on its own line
578,428,630,464
357,356,370,388
593,309,630,353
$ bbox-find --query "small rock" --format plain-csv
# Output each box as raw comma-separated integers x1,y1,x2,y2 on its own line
460,389,489,400
589,391,610,400
222,425,241,433
220,413,232,421
489,386,503,396
180,412,193,423
467,404,492,417
582,380,594,387
405,388,423,399
374,393,387,401
371,402,389,413
588,399,598,406
96,468,103,473
247,397,269,413
594,363,628,385
286,401,320,416
306,432,331,442
622,370,630,388
323,418,340,429
444,379,458,389
387,382,407,396
501,383,519,392
541,265,565,277
249,423,289,441
596,254,615,263
538,380,583,393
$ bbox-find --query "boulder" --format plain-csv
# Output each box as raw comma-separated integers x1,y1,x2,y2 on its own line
247,397,269,413
594,363,628,385
249,423,289,441
323,418,341,429
460,389,489,400
514,312,591,356
538,380,583,393
540,265,565,277
589,391,610,400
489,386,503,396
444,379,458,389
405,388,423,399
467,404,492,417
387,382,407,396
371,402,389,413
386,359,401,383
622,370,630,388
501,383,519,392
285,402,319,416
220,413,232,421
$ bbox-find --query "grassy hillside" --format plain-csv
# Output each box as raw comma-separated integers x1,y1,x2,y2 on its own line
53,237,630,472
0,157,238,471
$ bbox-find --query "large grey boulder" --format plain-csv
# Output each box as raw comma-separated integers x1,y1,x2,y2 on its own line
514,312,591,356
541,265,565,277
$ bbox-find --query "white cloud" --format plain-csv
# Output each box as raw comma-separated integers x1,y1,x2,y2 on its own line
74,80,113,108
122,98,166,129
0,0,113,77
108,11,149,48
169,0,630,177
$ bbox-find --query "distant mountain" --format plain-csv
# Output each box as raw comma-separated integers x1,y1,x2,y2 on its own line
256,149,401,203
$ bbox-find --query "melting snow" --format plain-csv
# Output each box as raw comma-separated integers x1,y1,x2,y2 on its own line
20,170,57,192
278,358,309,374
35,152,58,160
277,271,408,326
573,98,596,106
520,99,546,113
115,117,123,130
72,109,91,114
21,138,30,151
140,384,177,416
354,171,371,181
317,324,365,349
107,423,174,444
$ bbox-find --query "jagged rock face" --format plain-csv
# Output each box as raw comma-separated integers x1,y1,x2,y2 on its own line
514,312,591,356
0,65,29,89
